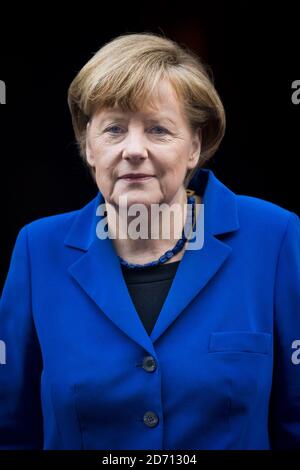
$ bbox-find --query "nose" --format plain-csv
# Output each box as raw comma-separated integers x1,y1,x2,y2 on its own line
121,129,149,161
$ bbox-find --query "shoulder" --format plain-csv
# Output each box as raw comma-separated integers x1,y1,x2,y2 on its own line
22,209,79,242
236,194,299,239
16,195,98,247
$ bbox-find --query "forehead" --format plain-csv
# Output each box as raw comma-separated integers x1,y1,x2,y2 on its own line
95,79,185,123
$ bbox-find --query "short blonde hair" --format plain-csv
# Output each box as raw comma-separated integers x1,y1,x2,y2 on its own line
68,32,226,187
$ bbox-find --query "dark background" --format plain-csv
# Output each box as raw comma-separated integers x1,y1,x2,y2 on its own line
0,2,299,292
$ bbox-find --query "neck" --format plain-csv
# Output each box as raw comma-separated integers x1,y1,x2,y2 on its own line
106,188,192,265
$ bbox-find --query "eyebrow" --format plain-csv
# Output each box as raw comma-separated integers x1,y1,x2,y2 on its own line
101,112,176,125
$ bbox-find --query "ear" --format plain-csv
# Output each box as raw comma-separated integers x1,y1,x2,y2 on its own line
187,128,202,170
85,121,95,167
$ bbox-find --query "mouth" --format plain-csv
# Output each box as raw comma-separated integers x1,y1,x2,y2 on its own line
119,174,155,183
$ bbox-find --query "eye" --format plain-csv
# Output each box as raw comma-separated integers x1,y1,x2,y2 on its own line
104,125,168,135
150,126,168,135
105,125,123,134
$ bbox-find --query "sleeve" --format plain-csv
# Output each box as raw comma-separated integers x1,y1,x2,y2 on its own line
0,226,43,449
269,212,300,449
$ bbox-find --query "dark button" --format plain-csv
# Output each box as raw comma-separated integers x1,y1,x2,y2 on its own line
142,356,157,372
143,411,159,428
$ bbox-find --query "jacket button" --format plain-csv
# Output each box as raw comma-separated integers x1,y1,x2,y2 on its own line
142,356,157,372
143,411,159,428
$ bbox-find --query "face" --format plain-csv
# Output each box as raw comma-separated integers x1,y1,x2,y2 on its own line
86,79,201,209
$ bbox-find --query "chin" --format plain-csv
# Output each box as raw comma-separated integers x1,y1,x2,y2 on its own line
126,197,156,208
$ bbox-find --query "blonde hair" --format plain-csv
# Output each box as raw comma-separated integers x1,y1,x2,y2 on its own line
68,32,226,187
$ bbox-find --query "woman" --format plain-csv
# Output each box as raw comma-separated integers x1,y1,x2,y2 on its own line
0,33,299,450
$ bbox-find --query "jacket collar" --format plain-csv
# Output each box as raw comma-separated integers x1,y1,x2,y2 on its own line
188,168,239,236
65,168,240,354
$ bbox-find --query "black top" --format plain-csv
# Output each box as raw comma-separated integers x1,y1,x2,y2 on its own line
121,260,181,336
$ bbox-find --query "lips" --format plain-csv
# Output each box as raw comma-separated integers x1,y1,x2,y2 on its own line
120,174,153,179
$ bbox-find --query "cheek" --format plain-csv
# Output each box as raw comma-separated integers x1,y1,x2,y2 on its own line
93,160,114,192
162,158,187,178
156,157,189,193
93,152,115,176
159,144,189,170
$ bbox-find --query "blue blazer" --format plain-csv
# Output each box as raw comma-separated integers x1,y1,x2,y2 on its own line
0,168,300,450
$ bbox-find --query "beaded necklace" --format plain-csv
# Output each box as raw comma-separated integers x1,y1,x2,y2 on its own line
118,190,197,269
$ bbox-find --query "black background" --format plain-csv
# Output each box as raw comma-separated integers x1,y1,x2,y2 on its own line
0,2,299,292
